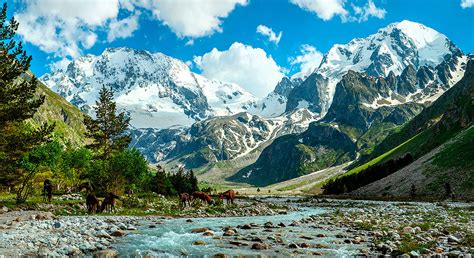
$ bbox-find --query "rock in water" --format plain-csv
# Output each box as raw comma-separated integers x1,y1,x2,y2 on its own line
191,228,211,233
193,240,206,245
251,243,269,250
93,249,119,258
110,230,127,237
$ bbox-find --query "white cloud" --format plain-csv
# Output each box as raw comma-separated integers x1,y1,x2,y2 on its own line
15,0,249,71
48,58,72,72
289,44,323,79
129,0,248,38
290,0,348,21
194,42,285,98
107,12,140,42
461,0,474,8
290,0,386,22
256,25,282,45
15,0,122,59
352,0,386,22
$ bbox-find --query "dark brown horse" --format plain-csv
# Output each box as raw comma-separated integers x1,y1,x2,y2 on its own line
100,192,120,213
192,191,213,205
43,179,53,202
76,182,95,193
179,193,193,207
86,193,100,214
219,189,236,205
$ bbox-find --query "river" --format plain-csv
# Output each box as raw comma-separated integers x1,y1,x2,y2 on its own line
114,203,366,256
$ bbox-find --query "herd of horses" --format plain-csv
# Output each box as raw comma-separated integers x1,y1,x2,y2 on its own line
179,189,236,207
42,180,237,214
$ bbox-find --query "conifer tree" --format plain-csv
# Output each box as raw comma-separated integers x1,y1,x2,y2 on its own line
84,85,130,191
0,3,54,202
84,85,131,160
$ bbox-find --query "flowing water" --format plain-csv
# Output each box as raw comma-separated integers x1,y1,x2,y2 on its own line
114,204,367,257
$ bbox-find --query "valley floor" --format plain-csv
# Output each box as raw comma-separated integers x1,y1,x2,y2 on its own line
0,196,472,256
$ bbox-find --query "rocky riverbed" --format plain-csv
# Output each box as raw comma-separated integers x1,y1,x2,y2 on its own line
0,198,472,256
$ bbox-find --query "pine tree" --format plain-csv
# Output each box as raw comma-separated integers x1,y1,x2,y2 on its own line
84,85,131,160
188,170,198,193
84,85,131,191
0,3,54,202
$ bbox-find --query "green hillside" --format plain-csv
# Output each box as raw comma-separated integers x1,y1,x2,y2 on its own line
27,76,87,148
322,59,474,196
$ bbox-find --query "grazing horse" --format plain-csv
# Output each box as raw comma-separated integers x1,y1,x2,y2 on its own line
86,194,100,214
43,179,53,202
179,193,193,207
76,182,95,193
100,192,120,213
219,189,236,205
192,191,213,205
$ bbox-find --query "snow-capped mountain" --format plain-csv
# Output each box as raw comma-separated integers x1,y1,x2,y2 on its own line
40,20,469,174
41,47,258,129
290,20,463,116
247,77,302,118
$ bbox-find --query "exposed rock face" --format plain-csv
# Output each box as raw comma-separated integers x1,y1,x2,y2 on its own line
232,55,468,186
286,20,464,116
285,73,328,115
230,123,357,186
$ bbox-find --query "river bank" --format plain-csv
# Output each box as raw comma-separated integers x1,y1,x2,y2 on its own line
0,197,472,256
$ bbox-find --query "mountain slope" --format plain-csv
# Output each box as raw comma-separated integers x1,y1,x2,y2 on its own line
287,20,462,116
327,58,474,197
26,74,86,148
229,123,357,186
351,125,474,197
40,47,258,129
230,21,467,187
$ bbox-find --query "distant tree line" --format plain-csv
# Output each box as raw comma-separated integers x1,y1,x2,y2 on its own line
151,165,198,196
323,153,414,194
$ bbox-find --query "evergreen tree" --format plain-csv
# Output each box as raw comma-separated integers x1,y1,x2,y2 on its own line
84,85,131,160
187,170,198,193
0,3,54,202
152,165,175,196
84,85,131,192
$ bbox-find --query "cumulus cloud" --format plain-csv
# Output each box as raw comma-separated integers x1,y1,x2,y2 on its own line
129,0,248,38
14,0,247,72
289,44,323,79
107,12,140,42
256,25,282,45
48,58,72,72
461,0,474,8
290,0,386,22
194,42,285,98
352,0,386,22
15,0,121,59
290,0,348,21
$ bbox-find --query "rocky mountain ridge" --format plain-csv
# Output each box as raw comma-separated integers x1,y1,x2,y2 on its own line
40,21,469,184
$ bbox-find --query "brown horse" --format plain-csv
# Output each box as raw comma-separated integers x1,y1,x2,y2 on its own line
192,191,213,205
43,179,53,202
86,193,100,214
179,193,193,207
100,192,120,213
219,189,236,205
76,182,95,193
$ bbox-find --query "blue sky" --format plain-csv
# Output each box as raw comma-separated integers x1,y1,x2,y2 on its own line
6,0,474,97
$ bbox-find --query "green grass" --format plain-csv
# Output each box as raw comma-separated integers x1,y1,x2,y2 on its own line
276,180,309,192
432,126,474,169
342,133,420,177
